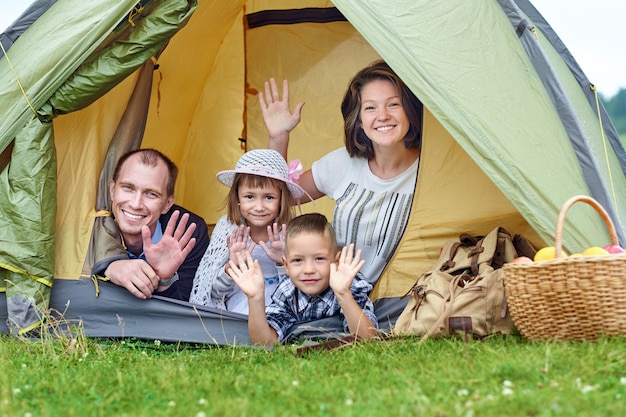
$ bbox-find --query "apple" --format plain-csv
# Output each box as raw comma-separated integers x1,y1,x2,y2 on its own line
533,246,568,262
582,246,609,256
511,256,533,264
603,244,625,254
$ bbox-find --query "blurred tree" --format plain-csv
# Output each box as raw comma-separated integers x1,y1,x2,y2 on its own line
601,88,626,138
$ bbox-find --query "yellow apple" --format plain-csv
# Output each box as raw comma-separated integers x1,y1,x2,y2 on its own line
582,246,609,256
533,246,568,262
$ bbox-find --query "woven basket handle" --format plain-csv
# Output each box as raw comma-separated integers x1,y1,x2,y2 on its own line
554,195,619,258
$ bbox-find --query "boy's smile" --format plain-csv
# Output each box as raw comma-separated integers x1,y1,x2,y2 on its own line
283,230,337,296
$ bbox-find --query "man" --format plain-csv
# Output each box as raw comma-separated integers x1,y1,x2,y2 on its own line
98,148,209,301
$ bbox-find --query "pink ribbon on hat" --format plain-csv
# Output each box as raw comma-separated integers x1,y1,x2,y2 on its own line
288,159,303,183
288,159,305,214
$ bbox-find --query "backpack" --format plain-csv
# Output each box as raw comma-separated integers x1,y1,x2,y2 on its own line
394,226,535,340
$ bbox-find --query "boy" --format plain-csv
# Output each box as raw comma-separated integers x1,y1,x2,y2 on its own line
227,213,378,345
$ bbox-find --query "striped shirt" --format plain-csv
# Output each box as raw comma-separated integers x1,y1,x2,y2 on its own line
312,148,418,284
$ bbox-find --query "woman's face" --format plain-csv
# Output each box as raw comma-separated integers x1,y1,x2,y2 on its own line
359,79,410,150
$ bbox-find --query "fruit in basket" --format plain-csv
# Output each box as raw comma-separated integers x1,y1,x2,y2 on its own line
533,246,567,262
602,244,625,254
511,256,533,264
582,246,609,256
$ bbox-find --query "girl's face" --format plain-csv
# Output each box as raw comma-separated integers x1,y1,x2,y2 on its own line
237,182,281,230
359,79,410,150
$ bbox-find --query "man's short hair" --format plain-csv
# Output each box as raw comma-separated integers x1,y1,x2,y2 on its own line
112,148,178,196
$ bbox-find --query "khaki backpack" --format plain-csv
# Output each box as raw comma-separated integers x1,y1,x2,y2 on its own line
394,226,535,340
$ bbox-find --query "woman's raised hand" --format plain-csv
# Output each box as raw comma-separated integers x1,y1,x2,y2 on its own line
259,78,304,141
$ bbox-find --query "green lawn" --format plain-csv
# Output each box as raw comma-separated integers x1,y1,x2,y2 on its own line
2,333,625,416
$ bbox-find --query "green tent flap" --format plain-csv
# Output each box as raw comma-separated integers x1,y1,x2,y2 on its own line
333,0,626,249
0,0,140,150
0,0,197,333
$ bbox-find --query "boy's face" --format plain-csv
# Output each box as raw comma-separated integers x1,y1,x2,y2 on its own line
283,230,338,296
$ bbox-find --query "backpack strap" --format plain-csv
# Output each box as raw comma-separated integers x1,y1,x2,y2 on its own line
419,273,465,342
440,233,481,271
440,242,463,271
467,238,485,277
459,233,482,246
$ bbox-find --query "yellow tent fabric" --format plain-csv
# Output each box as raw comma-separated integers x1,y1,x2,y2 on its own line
51,0,541,301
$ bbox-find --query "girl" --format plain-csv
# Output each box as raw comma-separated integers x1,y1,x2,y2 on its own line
190,149,310,314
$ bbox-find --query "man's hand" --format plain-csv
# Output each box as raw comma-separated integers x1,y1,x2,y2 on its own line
105,259,159,299
259,78,304,144
143,210,197,282
329,244,365,301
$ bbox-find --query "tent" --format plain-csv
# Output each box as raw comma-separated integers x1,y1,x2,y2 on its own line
1,0,624,344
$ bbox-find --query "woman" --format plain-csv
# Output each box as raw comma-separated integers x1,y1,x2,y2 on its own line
260,61,423,325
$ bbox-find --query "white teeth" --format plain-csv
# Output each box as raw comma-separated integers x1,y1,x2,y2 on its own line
376,126,394,131
123,211,143,219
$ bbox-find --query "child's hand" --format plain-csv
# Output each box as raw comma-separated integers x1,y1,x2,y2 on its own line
330,244,365,297
226,251,265,300
227,225,257,265
258,223,287,264
259,78,304,138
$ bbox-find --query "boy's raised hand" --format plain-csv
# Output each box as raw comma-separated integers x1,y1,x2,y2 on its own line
259,78,304,139
226,251,265,300
329,243,365,296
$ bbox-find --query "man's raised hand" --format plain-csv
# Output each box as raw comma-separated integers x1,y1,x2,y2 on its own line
143,210,197,280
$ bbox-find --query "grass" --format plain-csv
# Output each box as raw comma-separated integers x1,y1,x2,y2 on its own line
1,331,625,417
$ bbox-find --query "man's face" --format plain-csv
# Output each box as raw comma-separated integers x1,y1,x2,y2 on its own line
109,154,173,251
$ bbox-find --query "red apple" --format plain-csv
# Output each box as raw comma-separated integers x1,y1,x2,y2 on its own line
511,256,533,264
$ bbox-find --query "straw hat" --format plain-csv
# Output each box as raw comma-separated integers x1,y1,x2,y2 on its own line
216,149,311,201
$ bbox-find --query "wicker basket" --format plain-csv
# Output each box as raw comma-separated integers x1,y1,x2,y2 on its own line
503,195,626,341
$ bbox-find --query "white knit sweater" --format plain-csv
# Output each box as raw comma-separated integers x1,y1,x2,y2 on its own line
189,215,286,313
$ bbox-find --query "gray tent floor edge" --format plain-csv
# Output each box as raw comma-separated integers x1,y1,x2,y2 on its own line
47,279,251,344
0,279,406,344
